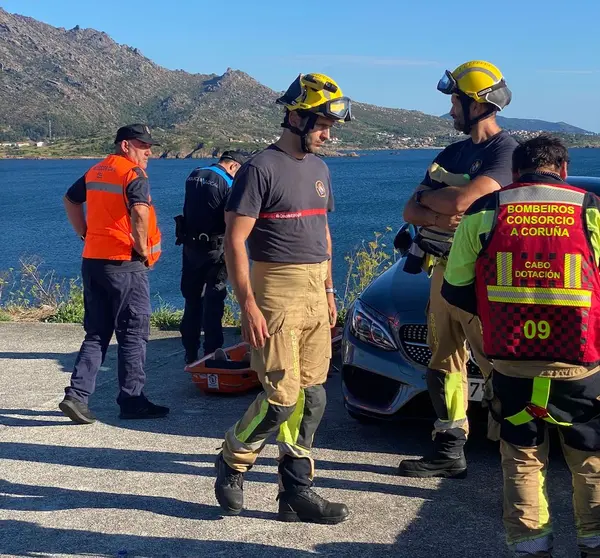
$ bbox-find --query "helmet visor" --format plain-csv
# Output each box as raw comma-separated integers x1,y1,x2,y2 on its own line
437,70,457,95
316,97,352,122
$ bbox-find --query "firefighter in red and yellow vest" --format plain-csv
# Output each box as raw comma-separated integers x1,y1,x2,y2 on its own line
60,124,169,424
442,135,600,558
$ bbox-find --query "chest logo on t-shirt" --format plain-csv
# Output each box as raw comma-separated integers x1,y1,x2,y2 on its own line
470,160,482,175
315,180,327,198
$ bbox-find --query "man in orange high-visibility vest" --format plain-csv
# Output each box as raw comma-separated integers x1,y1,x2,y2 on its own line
60,124,168,424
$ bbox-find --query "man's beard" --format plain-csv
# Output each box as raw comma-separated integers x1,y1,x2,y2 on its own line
453,116,467,133
304,135,322,154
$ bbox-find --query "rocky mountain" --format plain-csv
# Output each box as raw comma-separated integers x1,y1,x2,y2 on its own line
0,7,596,154
0,7,455,150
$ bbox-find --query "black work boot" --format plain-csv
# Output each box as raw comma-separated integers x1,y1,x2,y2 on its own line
214,452,244,515
119,395,169,420
59,396,96,424
397,453,467,478
277,488,350,524
397,431,467,479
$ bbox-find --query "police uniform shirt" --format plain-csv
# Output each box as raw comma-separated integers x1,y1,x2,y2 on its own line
183,164,233,239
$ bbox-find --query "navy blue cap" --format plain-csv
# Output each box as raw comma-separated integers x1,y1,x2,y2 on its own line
114,123,161,146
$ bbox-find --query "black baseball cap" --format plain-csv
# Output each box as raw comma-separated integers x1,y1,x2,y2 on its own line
220,150,249,165
114,123,161,146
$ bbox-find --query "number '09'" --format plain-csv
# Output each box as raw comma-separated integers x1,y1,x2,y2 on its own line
523,320,551,340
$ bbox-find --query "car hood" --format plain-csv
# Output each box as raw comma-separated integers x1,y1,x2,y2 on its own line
359,257,431,323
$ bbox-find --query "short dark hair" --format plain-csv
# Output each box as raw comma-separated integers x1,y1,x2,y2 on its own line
512,134,570,174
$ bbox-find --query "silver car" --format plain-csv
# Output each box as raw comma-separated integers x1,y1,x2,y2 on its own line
341,176,600,422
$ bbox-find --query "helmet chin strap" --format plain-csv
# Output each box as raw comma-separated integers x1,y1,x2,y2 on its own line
459,93,496,135
282,111,319,153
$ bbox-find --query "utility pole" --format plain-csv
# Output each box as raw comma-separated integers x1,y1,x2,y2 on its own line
48,119,52,141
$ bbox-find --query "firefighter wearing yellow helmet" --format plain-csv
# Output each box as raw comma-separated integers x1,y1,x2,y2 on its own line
214,73,352,524
438,60,512,134
276,73,352,153
398,61,518,479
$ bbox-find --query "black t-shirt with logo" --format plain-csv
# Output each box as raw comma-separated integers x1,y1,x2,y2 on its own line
422,130,518,190
226,145,334,264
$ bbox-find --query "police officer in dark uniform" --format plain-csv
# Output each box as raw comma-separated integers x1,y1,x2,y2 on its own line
176,151,248,364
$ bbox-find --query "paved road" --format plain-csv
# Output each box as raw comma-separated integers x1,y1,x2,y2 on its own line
0,323,579,557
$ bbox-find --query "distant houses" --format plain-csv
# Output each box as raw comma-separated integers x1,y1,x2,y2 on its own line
0,141,45,148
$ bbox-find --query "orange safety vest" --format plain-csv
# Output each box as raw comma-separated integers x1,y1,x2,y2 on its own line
82,154,162,266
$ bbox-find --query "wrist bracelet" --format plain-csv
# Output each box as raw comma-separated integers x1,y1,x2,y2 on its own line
325,288,337,294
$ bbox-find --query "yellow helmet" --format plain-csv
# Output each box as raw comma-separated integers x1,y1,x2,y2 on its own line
276,73,352,122
437,60,512,111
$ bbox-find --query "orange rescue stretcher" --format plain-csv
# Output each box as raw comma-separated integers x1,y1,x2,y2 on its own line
185,326,344,395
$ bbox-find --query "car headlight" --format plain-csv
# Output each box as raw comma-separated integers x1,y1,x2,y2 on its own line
349,299,398,351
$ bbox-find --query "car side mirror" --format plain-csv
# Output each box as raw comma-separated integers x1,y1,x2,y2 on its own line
393,223,414,255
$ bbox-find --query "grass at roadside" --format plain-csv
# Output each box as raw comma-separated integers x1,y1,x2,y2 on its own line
0,231,396,330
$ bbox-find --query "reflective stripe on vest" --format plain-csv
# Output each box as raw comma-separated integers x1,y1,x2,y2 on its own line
86,182,123,194
506,377,572,427
200,165,233,187
487,285,592,307
499,185,585,206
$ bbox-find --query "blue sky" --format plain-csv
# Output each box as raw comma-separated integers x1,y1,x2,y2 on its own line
3,0,600,132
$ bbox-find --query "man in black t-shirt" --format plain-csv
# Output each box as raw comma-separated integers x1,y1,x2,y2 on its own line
398,61,518,479
214,73,352,524
176,151,247,364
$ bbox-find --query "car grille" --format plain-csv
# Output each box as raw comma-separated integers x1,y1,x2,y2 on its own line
342,366,400,408
399,324,482,378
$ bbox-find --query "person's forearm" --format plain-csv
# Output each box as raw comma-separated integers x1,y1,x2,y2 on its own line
130,204,149,256
403,196,441,226
63,196,87,238
224,235,255,309
421,186,472,215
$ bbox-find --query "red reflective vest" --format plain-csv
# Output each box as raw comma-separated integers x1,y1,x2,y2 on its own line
82,154,162,266
475,181,600,365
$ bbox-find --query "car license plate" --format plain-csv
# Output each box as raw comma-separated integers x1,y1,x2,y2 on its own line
468,378,484,402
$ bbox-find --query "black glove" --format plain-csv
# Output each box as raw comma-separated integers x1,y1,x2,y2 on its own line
174,214,186,246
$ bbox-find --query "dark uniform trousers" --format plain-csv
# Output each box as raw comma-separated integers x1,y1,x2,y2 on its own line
179,245,228,357
493,370,600,558
65,262,151,407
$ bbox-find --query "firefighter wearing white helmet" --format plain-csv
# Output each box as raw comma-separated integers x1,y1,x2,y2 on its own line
213,73,352,524
399,61,518,479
